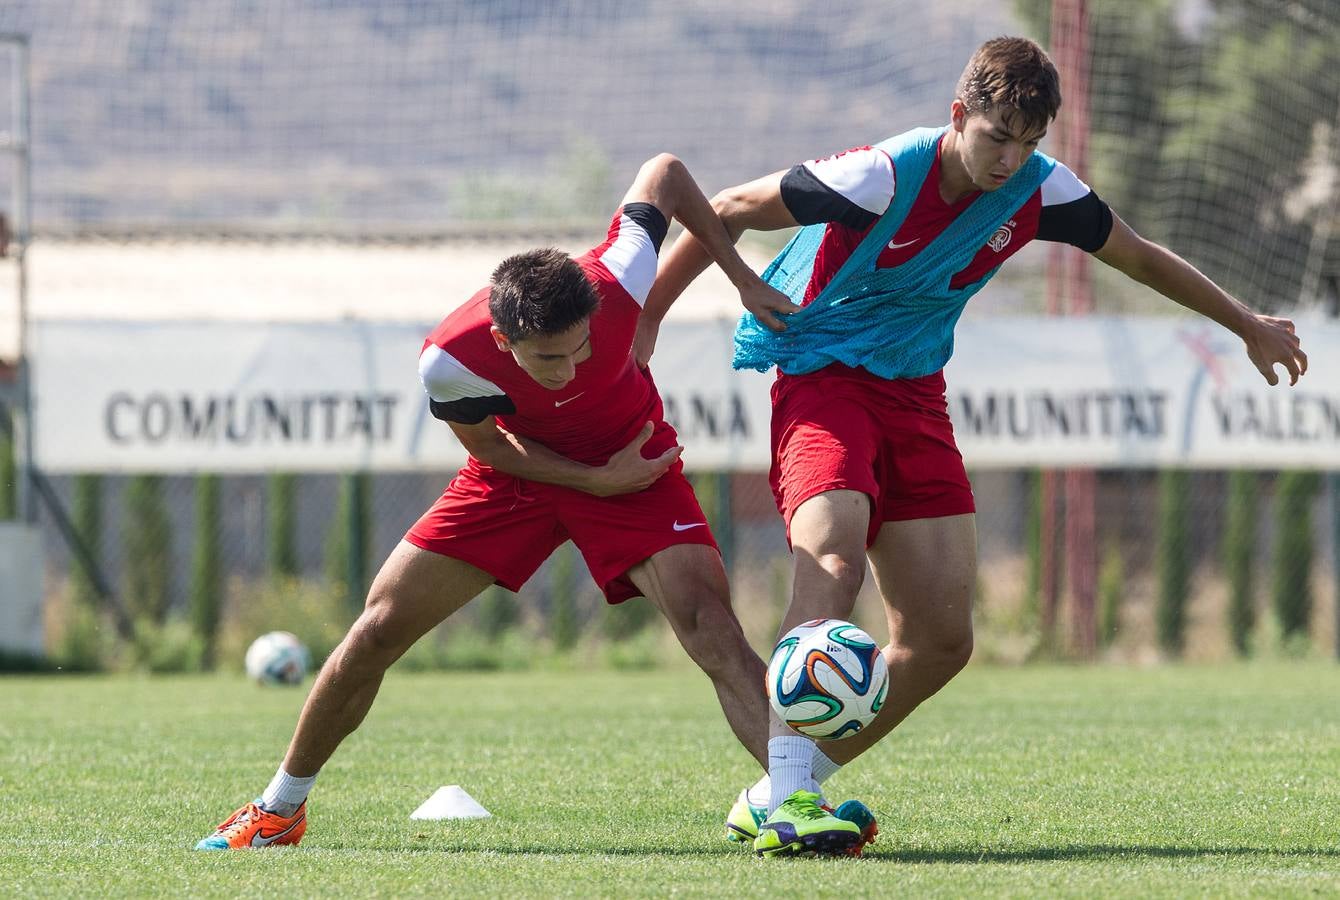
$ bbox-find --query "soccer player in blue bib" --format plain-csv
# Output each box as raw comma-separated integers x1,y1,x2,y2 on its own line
638,36,1307,858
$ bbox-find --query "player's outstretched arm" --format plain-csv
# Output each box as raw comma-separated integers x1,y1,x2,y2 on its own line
449,418,680,497
628,160,802,367
1093,212,1308,386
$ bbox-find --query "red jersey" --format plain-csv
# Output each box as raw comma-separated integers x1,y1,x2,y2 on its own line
418,203,669,466
779,135,1114,303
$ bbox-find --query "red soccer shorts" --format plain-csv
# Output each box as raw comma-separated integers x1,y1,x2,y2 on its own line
769,364,975,548
405,454,718,604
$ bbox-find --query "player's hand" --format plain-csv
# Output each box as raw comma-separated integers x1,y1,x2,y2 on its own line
1243,314,1307,386
588,422,682,496
740,280,801,332
633,316,660,370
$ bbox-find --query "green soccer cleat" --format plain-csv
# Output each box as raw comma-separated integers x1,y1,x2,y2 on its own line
753,790,861,858
725,788,767,842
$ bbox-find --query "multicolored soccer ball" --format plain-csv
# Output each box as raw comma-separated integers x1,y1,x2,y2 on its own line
244,631,311,686
766,618,888,739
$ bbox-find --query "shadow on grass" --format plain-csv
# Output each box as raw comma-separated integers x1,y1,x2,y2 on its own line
869,845,1340,864
309,841,1340,863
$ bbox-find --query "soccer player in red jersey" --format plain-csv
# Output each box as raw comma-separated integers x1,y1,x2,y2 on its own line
195,153,799,851
639,37,1307,857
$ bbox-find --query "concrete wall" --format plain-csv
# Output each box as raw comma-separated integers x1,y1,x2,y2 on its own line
0,523,43,656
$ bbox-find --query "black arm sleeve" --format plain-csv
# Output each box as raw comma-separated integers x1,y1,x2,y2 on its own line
1036,191,1114,253
619,201,669,252
779,165,880,231
429,395,516,425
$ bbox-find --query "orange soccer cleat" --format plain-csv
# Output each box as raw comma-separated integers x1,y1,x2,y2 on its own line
195,800,307,850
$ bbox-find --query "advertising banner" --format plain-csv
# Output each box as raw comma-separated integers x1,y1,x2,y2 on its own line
31,316,1337,472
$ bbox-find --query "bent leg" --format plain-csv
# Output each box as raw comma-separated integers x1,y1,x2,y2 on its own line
282,541,496,775
783,489,870,626
777,489,871,738
626,543,769,767
822,513,976,765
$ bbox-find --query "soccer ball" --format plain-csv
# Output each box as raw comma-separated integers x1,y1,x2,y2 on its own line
244,631,311,686
766,618,888,740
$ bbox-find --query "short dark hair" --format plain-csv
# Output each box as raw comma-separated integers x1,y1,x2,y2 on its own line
488,248,599,342
956,37,1062,138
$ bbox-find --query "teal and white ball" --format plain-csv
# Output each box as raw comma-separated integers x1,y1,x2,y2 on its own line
766,618,888,739
245,631,311,686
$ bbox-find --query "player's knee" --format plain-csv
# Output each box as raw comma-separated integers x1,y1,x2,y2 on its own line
343,605,408,670
674,595,747,678
913,629,974,681
640,152,683,183
941,632,974,674
817,552,865,603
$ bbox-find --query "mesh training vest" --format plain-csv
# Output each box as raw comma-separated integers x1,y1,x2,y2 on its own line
733,126,1056,379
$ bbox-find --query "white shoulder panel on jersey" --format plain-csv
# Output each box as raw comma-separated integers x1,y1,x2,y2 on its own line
593,212,658,306
1041,162,1093,206
418,343,505,403
803,148,896,215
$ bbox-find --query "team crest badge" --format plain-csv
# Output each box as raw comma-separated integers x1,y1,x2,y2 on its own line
988,220,1015,253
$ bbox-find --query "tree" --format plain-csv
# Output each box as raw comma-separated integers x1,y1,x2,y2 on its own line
548,543,579,652
189,474,223,666
1272,470,1320,646
1097,540,1123,649
476,586,520,640
1222,470,1258,656
1156,469,1191,656
268,473,299,579
70,474,104,615
1014,0,1340,312
124,475,173,624
325,472,371,612
0,419,14,521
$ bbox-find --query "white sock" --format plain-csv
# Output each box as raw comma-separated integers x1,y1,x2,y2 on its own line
749,744,843,807
745,776,770,808
768,735,817,815
812,746,844,784
260,766,317,817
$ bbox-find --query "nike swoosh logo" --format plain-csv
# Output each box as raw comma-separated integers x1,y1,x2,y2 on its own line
250,815,305,847
886,238,919,250
554,392,585,408
672,521,706,532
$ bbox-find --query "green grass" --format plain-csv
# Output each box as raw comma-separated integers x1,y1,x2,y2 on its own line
3,663,1339,897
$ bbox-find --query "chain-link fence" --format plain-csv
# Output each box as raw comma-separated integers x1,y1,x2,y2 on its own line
0,2,1337,668
11,460,1336,669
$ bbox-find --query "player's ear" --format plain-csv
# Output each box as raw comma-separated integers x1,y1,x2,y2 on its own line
489,325,511,352
950,99,968,132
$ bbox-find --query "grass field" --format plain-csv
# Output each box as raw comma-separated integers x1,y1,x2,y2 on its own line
3,662,1339,897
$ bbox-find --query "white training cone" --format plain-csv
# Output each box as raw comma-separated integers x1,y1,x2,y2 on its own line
410,785,492,820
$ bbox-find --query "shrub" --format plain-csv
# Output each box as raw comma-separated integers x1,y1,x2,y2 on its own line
70,474,104,616
123,475,173,624
475,585,520,640
189,474,223,666
217,577,354,673
1156,469,1191,656
395,626,533,672
602,595,657,642
0,418,14,520
1024,469,1043,628
268,473,299,579
603,627,663,671
52,589,111,672
1097,541,1124,649
548,543,579,651
131,616,206,674
1223,470,1259,656
325,472,371,612
1272,470,1320,646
